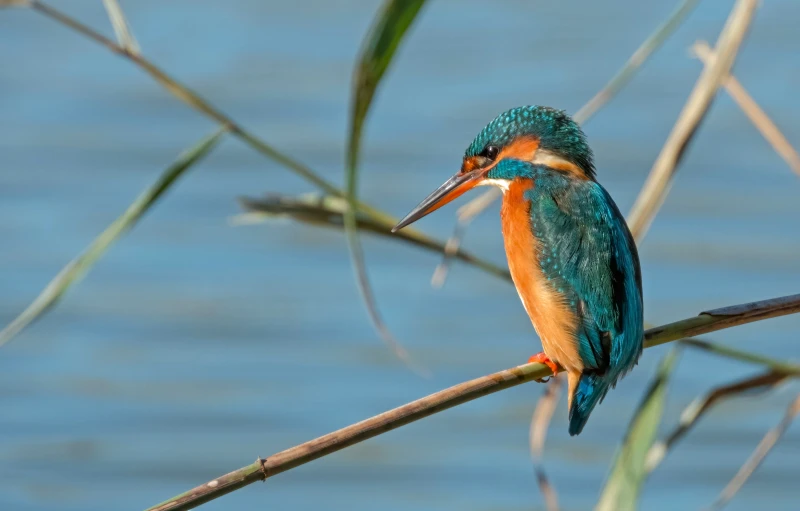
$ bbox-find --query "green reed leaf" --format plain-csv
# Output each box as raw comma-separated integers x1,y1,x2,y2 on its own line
0,128,226,347
343,0,427,370
596,347,681,511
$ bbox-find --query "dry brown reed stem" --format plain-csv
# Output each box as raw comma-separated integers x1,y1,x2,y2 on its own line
705,394,800,511
529,374,563,511
626,0,759,241
146,293,800,511
644,370,790,473
692,41,800,177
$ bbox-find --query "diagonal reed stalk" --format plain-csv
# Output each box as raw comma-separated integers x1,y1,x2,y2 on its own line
26,1,339,196
145,293,800,511
2,0,505,348
626,0,759,241
704,393,800,511
692,41,800,177
645,370,790,474
22,0,452,249
573,0,703,123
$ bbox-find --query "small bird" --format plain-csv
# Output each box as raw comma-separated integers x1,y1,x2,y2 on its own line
393,106,643,435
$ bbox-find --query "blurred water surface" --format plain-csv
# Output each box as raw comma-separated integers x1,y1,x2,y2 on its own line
1,1,799,510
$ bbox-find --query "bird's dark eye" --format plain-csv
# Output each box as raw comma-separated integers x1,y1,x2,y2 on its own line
480,145,500,160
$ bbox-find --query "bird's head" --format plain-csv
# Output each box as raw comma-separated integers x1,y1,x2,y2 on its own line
393,105,594,232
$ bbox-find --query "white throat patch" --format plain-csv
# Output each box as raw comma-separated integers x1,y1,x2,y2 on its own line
477,178,510,193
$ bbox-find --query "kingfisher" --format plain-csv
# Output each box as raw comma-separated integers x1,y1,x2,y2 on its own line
393,106,643,435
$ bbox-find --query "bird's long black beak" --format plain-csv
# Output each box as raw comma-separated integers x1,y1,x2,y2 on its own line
392,170,482,232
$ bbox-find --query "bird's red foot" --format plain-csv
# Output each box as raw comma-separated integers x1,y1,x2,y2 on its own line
528,352,559,382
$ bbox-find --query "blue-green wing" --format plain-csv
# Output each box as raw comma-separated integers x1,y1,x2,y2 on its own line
528,180,643,375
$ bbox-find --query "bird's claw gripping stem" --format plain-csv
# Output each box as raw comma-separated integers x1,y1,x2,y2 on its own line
528,352,559,382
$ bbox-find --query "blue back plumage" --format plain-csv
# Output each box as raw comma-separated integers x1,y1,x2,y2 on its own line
525,171,643,372
533,176,642,435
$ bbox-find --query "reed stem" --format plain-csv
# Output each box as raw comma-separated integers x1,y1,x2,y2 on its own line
146,293,800,511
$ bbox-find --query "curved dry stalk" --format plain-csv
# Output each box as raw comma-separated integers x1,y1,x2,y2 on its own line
645,371,789,473
529,375,563,511
343,0,428,373
353,272,428,376
626,0,759,241
705,394,800,511
431,0,702,287
145,293,800,511
692,41,800,177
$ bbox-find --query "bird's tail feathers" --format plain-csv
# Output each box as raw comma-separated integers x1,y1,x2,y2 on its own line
568,372,612,436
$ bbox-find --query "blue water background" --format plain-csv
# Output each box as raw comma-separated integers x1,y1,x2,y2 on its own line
1,1,799,510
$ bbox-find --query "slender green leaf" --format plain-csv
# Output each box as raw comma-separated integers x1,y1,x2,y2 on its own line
343,0,427,370
0,128,226,347
596,347,681,511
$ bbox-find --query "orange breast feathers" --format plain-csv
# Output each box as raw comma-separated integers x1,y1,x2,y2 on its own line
500,179,585,374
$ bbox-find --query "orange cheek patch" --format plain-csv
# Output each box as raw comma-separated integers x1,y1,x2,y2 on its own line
498,136,540,162
544,159,591,180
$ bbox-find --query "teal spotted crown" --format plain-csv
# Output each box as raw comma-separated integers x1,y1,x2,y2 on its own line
466,106,595,178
